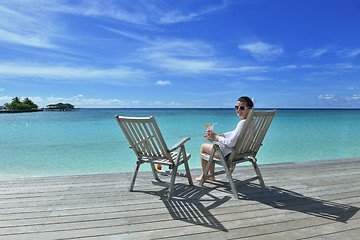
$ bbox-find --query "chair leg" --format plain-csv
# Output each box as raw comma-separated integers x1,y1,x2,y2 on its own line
219,156,239,199
168,156,180,199
130,162,141,192
251,159,265,188
184,158,193,186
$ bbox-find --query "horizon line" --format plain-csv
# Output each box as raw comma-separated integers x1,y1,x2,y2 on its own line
73,107,360,110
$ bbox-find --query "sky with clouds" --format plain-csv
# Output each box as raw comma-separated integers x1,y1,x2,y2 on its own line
0,0,359,108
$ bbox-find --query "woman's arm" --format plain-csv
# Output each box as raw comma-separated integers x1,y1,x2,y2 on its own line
216,120,245,147
206,131,224,141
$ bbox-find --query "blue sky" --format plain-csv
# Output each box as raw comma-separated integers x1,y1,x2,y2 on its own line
0,0,359,108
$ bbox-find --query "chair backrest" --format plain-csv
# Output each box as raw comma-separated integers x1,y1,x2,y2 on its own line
115,116,171,160
230,109,276,161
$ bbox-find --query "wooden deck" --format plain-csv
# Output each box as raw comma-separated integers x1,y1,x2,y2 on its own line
0,157,359,240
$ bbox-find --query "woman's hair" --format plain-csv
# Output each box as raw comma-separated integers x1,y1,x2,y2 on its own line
238,96,254,108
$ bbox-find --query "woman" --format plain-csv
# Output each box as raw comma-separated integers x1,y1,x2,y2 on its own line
195,96,254,181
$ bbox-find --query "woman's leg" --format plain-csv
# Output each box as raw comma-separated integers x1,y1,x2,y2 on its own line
196,143,219,181
200,143,215,175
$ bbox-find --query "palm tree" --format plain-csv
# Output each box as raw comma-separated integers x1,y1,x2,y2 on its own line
4,97,21,109
12,97,21,104
22,97,38,109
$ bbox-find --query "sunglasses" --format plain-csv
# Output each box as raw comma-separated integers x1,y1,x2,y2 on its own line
234,106,247,111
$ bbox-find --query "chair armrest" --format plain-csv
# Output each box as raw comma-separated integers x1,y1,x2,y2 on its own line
169,137,191,152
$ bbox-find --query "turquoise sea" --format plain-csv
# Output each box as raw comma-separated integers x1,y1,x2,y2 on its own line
1,108,359,178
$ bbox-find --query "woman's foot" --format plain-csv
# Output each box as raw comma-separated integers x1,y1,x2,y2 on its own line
195,174,215,182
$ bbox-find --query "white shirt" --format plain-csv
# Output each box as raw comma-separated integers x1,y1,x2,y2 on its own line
217,119,246,156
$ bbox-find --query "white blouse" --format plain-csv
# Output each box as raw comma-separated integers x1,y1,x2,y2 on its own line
217,119,246,156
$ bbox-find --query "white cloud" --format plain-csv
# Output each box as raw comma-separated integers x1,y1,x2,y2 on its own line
159,1,230,24
245,76,271,81
238,41,283,62
103,28,150,43
318,94,360,103
299,47,360,59
0,95,12,103
152,100,180,107
0,1,150,49
61,0,232,26
333,63,355,69
146,53,218,73
136,38,273,74
43,95,180,108
19,95,126,108
0,62,150,85
344,94,360,101
155,80,171,86
141,39,214,58
160,12,200,24
299,47,330,58
0,28,56,48
318,94,337,101
67,1,148,26
0,94,153,108
0,1,60,48
337,48,360,58
138,39,220,73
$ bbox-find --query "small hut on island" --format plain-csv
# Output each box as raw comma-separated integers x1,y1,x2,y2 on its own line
45,103,79,111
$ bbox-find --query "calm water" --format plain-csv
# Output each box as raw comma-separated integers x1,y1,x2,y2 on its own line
1,108,359,177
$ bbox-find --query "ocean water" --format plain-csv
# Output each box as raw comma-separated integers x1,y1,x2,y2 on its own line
1,108,359,177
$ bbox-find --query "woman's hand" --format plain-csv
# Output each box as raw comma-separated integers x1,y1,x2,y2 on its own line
205,130,217,141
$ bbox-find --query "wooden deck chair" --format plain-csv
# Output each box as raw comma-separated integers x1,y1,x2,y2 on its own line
115,116,193,199
199,109,276,199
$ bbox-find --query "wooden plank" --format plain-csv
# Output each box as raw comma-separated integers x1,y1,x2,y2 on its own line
0,157,359,240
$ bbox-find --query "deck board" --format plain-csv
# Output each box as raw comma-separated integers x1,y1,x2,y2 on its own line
0,157,359,239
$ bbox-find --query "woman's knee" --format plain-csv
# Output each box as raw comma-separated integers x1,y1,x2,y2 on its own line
200,143,206,151
201,143,213,154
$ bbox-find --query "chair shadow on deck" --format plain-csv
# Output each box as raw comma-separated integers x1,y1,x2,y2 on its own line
135,181,231,232
206,180,359,223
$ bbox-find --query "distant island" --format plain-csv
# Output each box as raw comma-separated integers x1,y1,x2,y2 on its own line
0,97,79,113
45,103,79,111
0,97,43,113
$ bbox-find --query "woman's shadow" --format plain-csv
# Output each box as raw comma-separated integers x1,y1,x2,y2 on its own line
135,179,358,232
210,179,359,223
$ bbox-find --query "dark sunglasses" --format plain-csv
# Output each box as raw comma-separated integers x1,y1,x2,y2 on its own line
234,106,247,111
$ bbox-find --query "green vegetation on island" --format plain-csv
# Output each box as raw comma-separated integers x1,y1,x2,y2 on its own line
3,97,39,110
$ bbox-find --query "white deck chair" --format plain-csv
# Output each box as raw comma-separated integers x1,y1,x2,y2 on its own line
115,115,193,199
199,109,276,199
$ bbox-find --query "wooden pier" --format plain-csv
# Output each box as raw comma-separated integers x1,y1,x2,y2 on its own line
0,157,359,239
